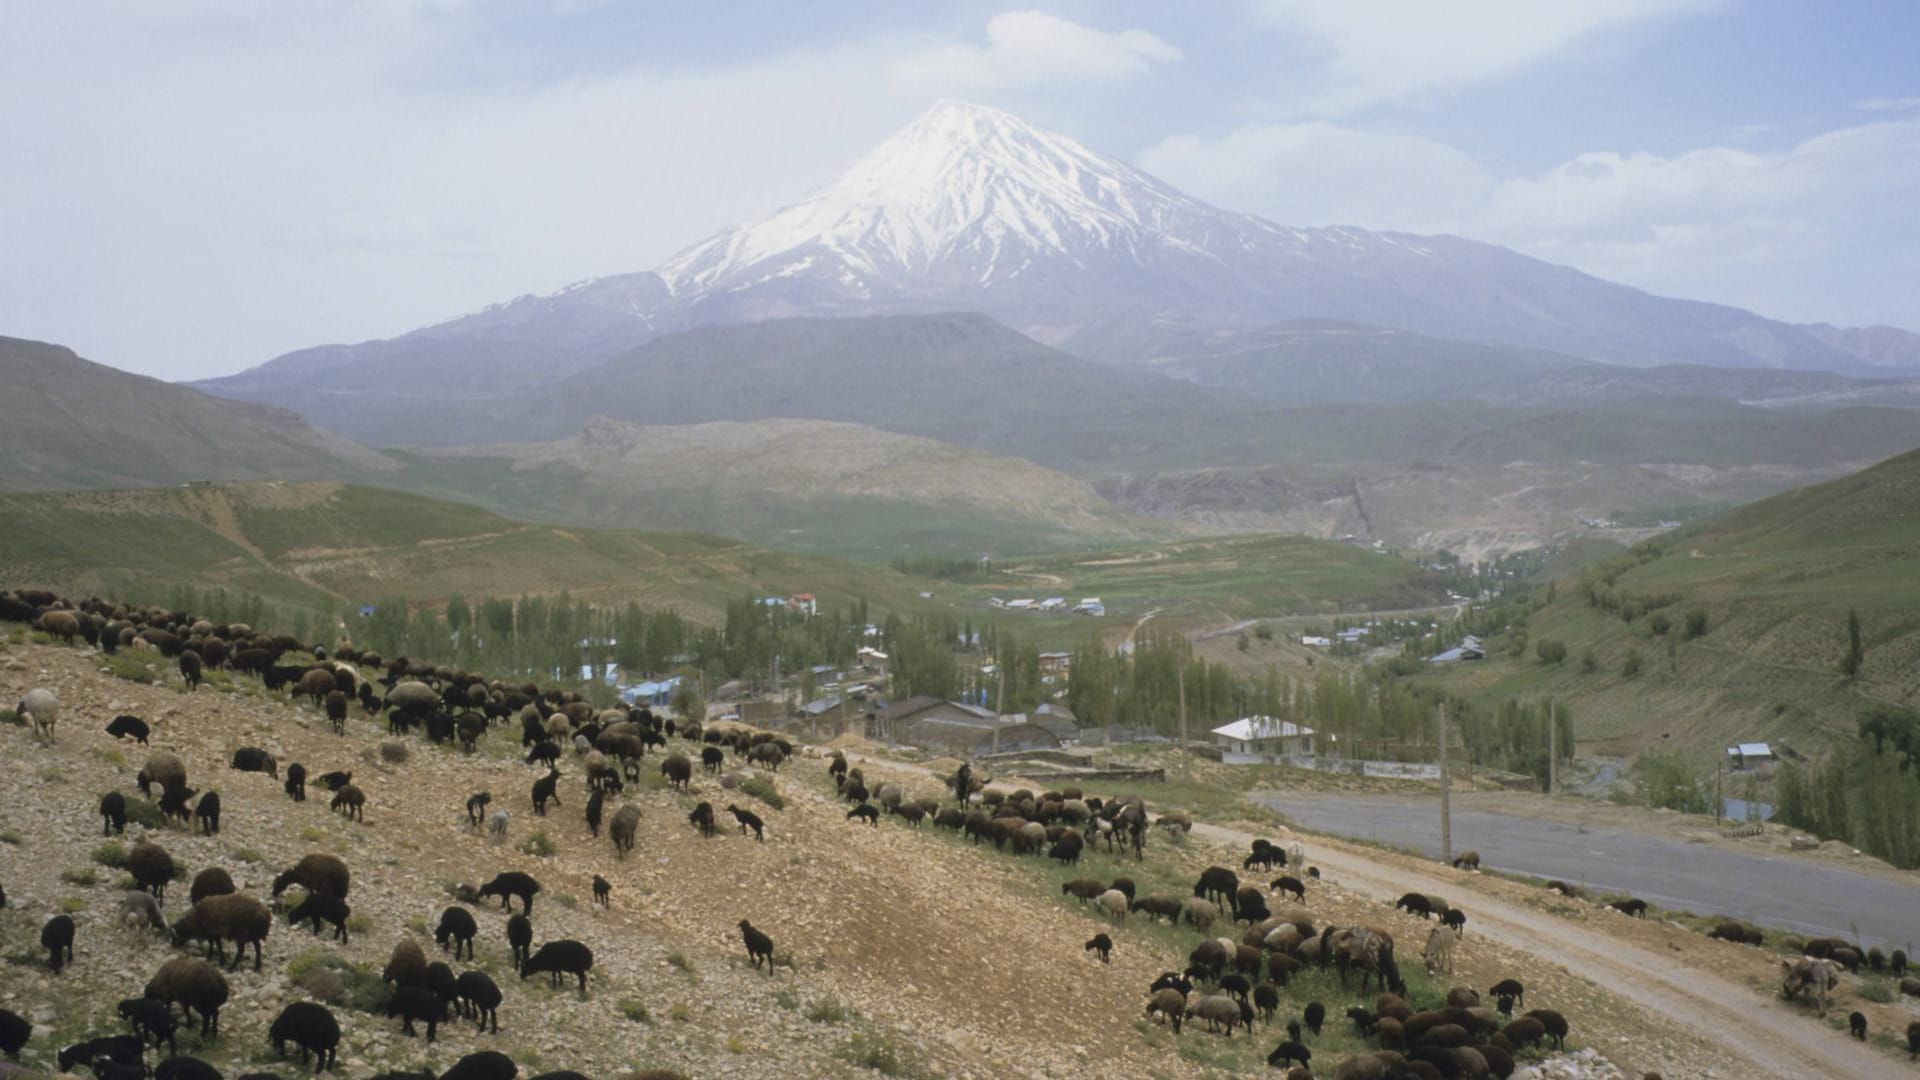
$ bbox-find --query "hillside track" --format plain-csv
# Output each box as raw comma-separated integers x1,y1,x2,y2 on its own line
1191,822,1911,1080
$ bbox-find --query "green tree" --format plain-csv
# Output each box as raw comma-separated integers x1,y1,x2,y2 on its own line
1535,639,1567,665
1683,608,1709,639
1648,613,1671,636
1841,608,1864,678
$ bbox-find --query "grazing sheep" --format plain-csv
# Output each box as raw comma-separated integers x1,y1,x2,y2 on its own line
1132,893,1184,924
1849,1011,1866,1040
1182,897,1219,931
193,791,222,835
1186,993,1253,1037
727,804,765,842
440,1051,517,1080
106,715,151,744
190,868,236,905
288,893,351,943
1608,898,1648,918
56,1035,144,1074
328,785,365,822
1270,875,1305,902
702,746,724,773
130,840,179,898
1095,889,1130,921
1194,867,1240,913
478,872,541,915
119,890,169,935
660,754,692,792
17,687,58,744
506,915,533,967
178,650,203,691
1085,933,1113,964
1394,892,1433,919
530,769,561,816
315,771,351,793
609,804,641,858
1708,920,1764,945
1254,983,1281,1024
1908,1021,1919,1061
1527,1008,1570,1050
230,748,278,778
520,940,593,993
130,747,187,795
454,970,503,1033
1062,878,1106,903
159,783,198,827
1146,988,1188,1034
145,957,229,1037
268,1002,339,1072
1303,1001,1326,1036
466,792,491,827
324,691,348,734
1424,926,1457,976
739,920,774,974
118,997,179,1055
1503,1016,1547,1050
592,875,610,907
1441,907,1467,936
172,894,272,971
1267,1042,1311,1070
272,854,350,901
383,940,429,988
1452,850,1481,870
387,986,445,1041
42,914,76,972
101,790,128,835
1781,957,1841,1006
284,763,307,802
435,906,478,960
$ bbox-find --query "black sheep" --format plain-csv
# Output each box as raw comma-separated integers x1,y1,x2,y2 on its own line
1254,983,1280,1023
506,914,533,967
690,801,717,837
0,1007,31,1059
701,746,725,773
315,770,352,793
386,986,445,1041
101,790,128,835
1609,897,1648,918
845,803,878,827
585,788,605,838
439,1051,517,1080
530,769,561,816
726,804,764,842
479,872,540,916
1489,978,1525,1009
106,715,151,744
58,1036,144,1073
284,763,306,802
268,1002,340,1072
1219,973,1251,1002
145,957,229,1037
520,940,593,993
1394,892,1433,919
466,792,491,827
159,784,198,827
179,651,203,691
591,875,610,907
659,754,692,792
1267,1041,1311,1070
1085,933,1113,964
455,970,502,1033
154,1057,223,1080
435,906,478,959
1270,875,1304,902
1194,867,1240,915
194,791,222,835
328,784,365,822
1303,1001,1325,1036
229,747,277,777
738,920,774,974
119,997,180,1055
525,741,560,769
1849,1011,1867,1040
424,962,457,1005
43,913,76,972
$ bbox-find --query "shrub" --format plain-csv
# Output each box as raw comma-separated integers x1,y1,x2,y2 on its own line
740,776,786,810
233,847,266,864
0,710,18,727
378,740,409,765
61,868,98,887
666,952,695,975
619,999,652,1025
1581,648,1598,673
1253,622,1274,642
1535,639,1567,665
0,829,22,846
91,746,126,767
725,1037,746,1054
1621,649,1644,678
839,1032,914,1077
58,897,86,914
1684,608,1710,639
345,914,373,935
107,654,156,683
92,842,128,868
125,799,165,830
806,997,852,1024
1649,613,1672,636
518,831,556,858
669,1003,690,1023
1857,977,1894,1004
773,989,800,1010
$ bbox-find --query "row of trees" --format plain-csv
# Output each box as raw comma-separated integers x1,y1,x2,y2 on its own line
1774,704,1920,868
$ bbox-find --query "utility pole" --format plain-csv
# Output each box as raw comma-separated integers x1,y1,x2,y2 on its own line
992,664,1005,755
1438,701,1452,864
1547,697,1557,796
1178,664,1190,781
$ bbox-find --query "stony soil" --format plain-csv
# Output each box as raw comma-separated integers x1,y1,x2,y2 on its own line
0,636,1912,1080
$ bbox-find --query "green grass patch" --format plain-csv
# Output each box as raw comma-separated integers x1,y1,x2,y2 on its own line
0,829,22,845
806,997,853,1024
60,867,98,887
106,653,158,683
740,776,786,810
58,897,86,914
619,999,653,1025
92,842,128,867
125,798,165,830
517,831,556,858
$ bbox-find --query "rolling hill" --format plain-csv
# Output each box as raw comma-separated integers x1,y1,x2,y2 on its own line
399,417,1178,560
1421,448,1920,756
0,336,397,491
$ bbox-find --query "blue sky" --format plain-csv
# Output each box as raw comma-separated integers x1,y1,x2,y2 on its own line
3,1,1917,379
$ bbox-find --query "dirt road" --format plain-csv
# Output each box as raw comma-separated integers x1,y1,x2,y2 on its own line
1191,821,1911,1080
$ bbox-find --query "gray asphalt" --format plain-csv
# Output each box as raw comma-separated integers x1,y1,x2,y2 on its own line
1258,792,1920,950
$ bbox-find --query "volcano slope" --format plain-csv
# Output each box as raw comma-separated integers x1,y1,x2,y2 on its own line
0,633,1905,1079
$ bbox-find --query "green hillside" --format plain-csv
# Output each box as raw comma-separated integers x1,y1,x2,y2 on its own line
1425,448,1920,757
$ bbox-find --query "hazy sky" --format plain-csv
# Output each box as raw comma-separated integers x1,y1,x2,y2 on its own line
4,1,1918,380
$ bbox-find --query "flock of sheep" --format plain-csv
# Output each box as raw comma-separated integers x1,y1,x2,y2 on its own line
4,586,1918,1079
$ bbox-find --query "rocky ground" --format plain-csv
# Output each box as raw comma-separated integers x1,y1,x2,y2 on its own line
0,634,1910,1080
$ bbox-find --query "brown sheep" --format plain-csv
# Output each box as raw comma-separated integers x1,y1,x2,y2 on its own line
170,894,273,971
383,939,428,987
1146,988,1187,1034
610,803,641,858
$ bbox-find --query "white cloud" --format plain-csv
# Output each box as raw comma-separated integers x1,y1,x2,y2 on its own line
1254,0,1718,114
1854,96,1920,112
891,11,1181,92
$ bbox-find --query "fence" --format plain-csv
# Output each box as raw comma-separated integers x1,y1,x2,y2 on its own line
1220,752,1442,780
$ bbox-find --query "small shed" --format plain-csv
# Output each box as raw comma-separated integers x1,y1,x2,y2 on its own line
1726,742,1776,771
1211,716,1316,762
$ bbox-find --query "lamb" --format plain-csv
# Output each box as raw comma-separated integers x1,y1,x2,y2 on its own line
520,940,594,993
454,970,503,1033
739,920,774,974
488,809,510,840
145,956,230,1037
119,890,169,935
101,790,128,835
1146,988,1188,1034
129,840,179,898
172,894,273,971
387,986,446,1041
17,687,58,743
284,763,307,802
435,906,478,959
42,914,76,972
506,914,533,967
727,804,765,842
592,875,611,907
193,791,222,835
609,804,641,857
268,1002,340,1072
137,753,187,798
1849,1011,1866,1040
530,769,561,816
1441,907,1467,936
230,747,278,778
118,997,179,1055
383,940,429,987
1085,933,1113,964
106,715,151,744
272,854,350,901
288,893,351,943
690,801,717,837
660,754,693,792
329,784,366,821
1267,1041,1311,1070
478,872,541,915
190,868,236,905
159,783,199,827
1270,875,1305,902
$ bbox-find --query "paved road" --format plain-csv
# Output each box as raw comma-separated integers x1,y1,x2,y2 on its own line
1258,792,1920,949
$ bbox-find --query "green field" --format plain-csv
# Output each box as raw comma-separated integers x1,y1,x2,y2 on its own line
1420,447,1920,758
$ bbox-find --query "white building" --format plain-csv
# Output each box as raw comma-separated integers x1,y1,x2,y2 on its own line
1211,716,1317,763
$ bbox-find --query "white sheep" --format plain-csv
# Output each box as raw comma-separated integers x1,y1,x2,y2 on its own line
17,687,58,744
1094,888,1129,920
118,890,167,937
487,808,510,842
